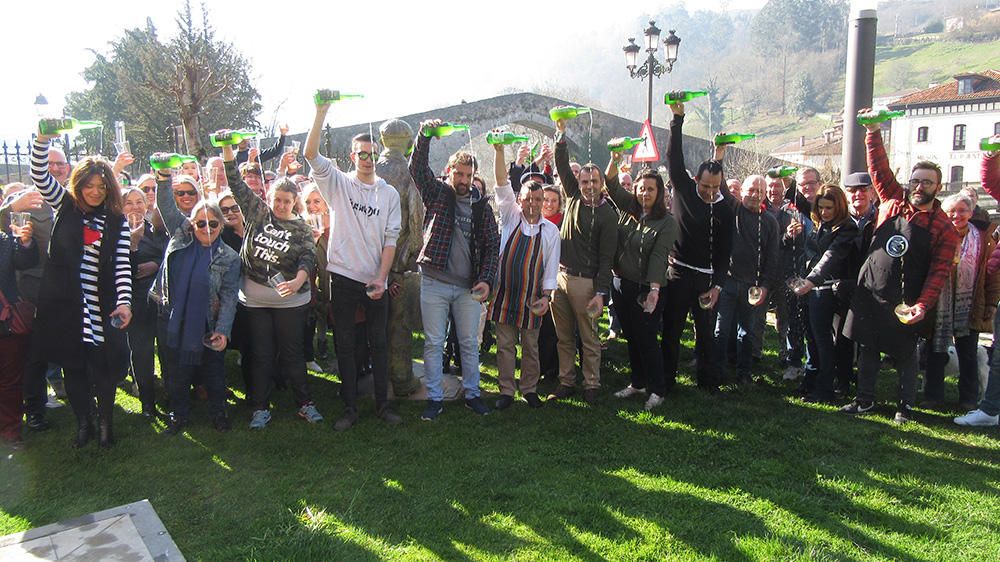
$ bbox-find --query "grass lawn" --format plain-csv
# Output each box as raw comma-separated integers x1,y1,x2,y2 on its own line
2,320,999,561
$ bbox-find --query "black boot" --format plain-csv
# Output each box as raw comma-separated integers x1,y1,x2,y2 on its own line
98,417,114,449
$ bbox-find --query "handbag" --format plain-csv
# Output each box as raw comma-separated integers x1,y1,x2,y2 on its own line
0,288,34,336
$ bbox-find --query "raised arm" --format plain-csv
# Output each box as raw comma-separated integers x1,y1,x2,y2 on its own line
861,111,904,203
29,137,66,210
981,134,1000,203
493,142,519,225
409,119,449,203
259,124,288,163
154,169,186,234
553,118,581,199
221,143,268,222
604,151,635,212
666,103,695,195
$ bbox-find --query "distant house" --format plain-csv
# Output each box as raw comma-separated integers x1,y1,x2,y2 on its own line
886,70,1000,190
771,133,843,173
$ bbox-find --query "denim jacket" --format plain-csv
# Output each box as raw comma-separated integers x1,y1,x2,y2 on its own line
149,178,242,338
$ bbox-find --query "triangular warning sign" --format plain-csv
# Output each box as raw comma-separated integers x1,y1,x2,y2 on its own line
632,120,660,162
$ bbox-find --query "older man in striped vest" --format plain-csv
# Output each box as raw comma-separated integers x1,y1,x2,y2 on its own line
489,136,560,410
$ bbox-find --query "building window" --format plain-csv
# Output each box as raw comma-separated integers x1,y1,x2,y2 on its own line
951,166,964,185
917,127,928,142
995,122,1000,135
958,78,974,95
954,124,967,150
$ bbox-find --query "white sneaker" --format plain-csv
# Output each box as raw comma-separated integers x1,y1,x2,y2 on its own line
782,366,803,381
45,394,64,409
644,393,664,411
954,409,999,427
306,361,324,373
613,385,646,399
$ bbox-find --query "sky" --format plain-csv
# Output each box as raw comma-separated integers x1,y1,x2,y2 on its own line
3,0,772,143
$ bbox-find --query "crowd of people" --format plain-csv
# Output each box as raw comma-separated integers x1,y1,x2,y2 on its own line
3,95,1000,451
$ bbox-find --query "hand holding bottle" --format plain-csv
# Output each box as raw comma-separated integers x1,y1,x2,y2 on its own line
419,119,445,138
555,117,567,134
668,97,685,117
713,138,728,161
856,108,881,133
516,144,530,166
984,134,1000,157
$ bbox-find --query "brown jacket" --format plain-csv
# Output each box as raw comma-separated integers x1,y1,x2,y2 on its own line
969,224,1000,333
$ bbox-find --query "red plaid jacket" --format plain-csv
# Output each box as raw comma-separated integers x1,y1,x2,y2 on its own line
408,135,499,286
866,130,960,313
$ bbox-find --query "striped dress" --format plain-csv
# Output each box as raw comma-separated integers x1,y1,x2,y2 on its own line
30,140,132,345
490,223,544,330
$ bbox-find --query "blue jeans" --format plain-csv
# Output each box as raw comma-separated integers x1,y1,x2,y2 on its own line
978,308,1000,415
420,276,482,401
714,278,762,380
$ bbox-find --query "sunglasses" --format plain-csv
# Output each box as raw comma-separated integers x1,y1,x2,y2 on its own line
192,220,220,230
140,185,156,193
220,204,241,214
174,189,198,197
354,151,379,161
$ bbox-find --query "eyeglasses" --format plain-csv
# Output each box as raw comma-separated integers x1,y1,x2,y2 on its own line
799,180,820,187
193,220,220,230
908,178,937,188
844,185,870,192
174,189,198,197
140,185,156,193
220,204,241,215
354,151,379,161
49,161,68,167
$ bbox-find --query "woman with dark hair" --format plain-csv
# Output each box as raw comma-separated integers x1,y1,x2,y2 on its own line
605,153,679,410
30,131,133,448
122,187,168,416
151,170,241,433
220,141,320,429
925,193,999,410
538,184,564,382
793,184,857,402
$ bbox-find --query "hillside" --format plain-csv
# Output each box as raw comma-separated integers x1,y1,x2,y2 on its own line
727,37,1000,153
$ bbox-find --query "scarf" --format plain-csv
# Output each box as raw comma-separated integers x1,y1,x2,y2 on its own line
166,239,215,366
933,225,979,352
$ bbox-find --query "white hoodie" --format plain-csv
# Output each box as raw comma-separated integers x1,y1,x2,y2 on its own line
308,153,401,284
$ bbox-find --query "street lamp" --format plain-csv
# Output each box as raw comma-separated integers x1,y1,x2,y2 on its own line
623,22,681,130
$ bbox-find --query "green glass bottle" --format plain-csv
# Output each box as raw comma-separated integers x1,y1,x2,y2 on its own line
421,123,470,138
149,152,187,171
210,129,259,147
179,154,198,163
528,140,541,162
766,165,798,178
38,118,103,136
549,106,591,121
314,89,364,104
980,138,1000,152
856,109,905,126
664,90,708,105
714,133,756,146
607,136,646,152
486,131,530,145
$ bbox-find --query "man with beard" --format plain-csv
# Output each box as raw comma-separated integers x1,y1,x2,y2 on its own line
410,119,499,420
841,110,960,424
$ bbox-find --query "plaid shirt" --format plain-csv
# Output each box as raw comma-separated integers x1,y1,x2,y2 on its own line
408,135,499,286
867,130,960,313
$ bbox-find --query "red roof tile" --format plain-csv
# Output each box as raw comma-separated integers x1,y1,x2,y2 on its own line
889,70,1000,108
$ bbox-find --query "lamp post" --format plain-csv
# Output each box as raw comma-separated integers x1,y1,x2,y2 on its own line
623,23,681,128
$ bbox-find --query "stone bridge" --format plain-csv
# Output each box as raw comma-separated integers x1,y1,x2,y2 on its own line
281,92,770,181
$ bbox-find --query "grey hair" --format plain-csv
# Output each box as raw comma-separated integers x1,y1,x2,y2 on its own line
940,192,974,213
189,199,225,223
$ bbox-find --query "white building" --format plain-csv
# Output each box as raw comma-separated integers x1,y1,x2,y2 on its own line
887,70,1000,190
